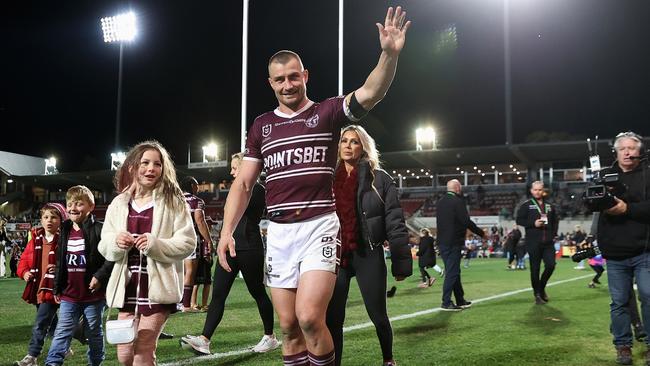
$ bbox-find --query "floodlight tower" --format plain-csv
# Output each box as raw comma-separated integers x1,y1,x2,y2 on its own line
101,11,137,149
415,127,437,151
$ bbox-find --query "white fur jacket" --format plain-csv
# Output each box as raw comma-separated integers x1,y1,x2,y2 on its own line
99,189,196,308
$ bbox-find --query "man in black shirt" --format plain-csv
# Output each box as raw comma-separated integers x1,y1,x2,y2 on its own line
589,132,650,365
516,181,559,305
436,179,484,311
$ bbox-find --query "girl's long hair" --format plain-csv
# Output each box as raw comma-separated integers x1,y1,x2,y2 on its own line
114,140,185,211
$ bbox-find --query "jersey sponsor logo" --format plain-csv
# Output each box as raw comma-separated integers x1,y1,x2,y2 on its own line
262,124,272,137
263,146,329,171
305,114,319,128
67,253,87,266
274,118,305,127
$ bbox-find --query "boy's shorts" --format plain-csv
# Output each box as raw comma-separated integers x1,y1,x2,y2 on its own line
265,212,340,288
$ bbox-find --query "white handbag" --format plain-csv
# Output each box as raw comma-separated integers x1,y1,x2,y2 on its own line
105,251,143,345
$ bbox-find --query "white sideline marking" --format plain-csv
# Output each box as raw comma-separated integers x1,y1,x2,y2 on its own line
161,273,596,365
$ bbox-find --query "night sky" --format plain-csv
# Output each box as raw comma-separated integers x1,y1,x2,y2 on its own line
2,0,649,173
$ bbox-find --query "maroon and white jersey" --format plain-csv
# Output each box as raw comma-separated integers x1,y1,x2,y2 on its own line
184,192,205,214
61,228,104,303
244,96,355,223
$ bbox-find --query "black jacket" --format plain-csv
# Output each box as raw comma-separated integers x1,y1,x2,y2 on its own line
515,198,558,245
233,183,266,251
54,215,114,295
504,228,522,251
356,162,412,278
596,163,650,260
436,192,484,247
416,235,436,268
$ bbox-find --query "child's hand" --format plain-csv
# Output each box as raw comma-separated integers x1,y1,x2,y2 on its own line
46,264,56,274
23,272,34,282
134,234,150,251
116,232,135,249
89,276,102,292
54,295,61,304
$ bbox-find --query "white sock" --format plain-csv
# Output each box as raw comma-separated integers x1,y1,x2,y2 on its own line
433,265,442,273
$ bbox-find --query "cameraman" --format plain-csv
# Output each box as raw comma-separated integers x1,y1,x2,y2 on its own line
594,132,650,365
516,181,559,305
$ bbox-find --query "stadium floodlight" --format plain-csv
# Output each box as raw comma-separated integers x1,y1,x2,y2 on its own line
202,143,219,162
45,157,58,175
101,12,137,43
111,151,127,170
101,11,137,150
491,165,495,169
415,127,436,151
7,179,14,184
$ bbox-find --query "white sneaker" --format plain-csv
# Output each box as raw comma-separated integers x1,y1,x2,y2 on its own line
14,355,37,366
252,334,280,353
180,335,211,355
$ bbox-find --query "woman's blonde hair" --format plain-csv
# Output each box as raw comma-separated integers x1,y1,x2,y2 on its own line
337,125,381,170
114,140,185,211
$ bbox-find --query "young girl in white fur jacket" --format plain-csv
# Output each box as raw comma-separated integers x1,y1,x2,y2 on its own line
99,140,196,366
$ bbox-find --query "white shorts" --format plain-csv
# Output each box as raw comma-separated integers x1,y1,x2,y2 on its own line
265,212,340,288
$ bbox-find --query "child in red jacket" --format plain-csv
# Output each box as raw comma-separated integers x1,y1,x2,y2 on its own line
15,203,67,366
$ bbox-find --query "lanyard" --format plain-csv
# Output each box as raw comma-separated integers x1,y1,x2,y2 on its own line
530,198,546,215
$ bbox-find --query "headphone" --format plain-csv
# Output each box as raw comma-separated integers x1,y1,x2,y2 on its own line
612,131,646,157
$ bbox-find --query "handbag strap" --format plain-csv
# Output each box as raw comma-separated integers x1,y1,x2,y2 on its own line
105,248,144,322
133,250,143,319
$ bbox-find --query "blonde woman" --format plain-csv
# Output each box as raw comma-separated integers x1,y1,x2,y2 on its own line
99,140,196,365
326,125,412,366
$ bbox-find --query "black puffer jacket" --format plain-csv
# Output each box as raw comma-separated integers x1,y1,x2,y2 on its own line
356,161,412,278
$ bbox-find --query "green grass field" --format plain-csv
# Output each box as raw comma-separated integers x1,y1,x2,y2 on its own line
0,258,643,365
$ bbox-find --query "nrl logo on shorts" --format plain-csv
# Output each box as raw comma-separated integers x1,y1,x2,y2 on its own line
322,246,333,258
305,114,319,128
262,124,272,137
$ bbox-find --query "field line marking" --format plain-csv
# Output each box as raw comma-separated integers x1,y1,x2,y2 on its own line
161,272,596,365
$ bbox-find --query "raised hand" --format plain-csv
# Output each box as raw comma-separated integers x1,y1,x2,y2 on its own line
376,6,411,56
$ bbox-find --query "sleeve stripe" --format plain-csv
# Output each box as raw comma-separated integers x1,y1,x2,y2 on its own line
242,157,263,163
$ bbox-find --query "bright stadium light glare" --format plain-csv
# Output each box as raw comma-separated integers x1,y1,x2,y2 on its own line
45,156,58,175
111,151,126,170
415,127,436,151
202,143,219,162
101,11,137,43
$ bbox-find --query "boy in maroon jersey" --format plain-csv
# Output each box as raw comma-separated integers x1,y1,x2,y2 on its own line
217,6,410,365
45,186,113,366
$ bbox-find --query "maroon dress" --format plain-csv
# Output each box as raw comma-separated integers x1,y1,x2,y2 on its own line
120,200,178,315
